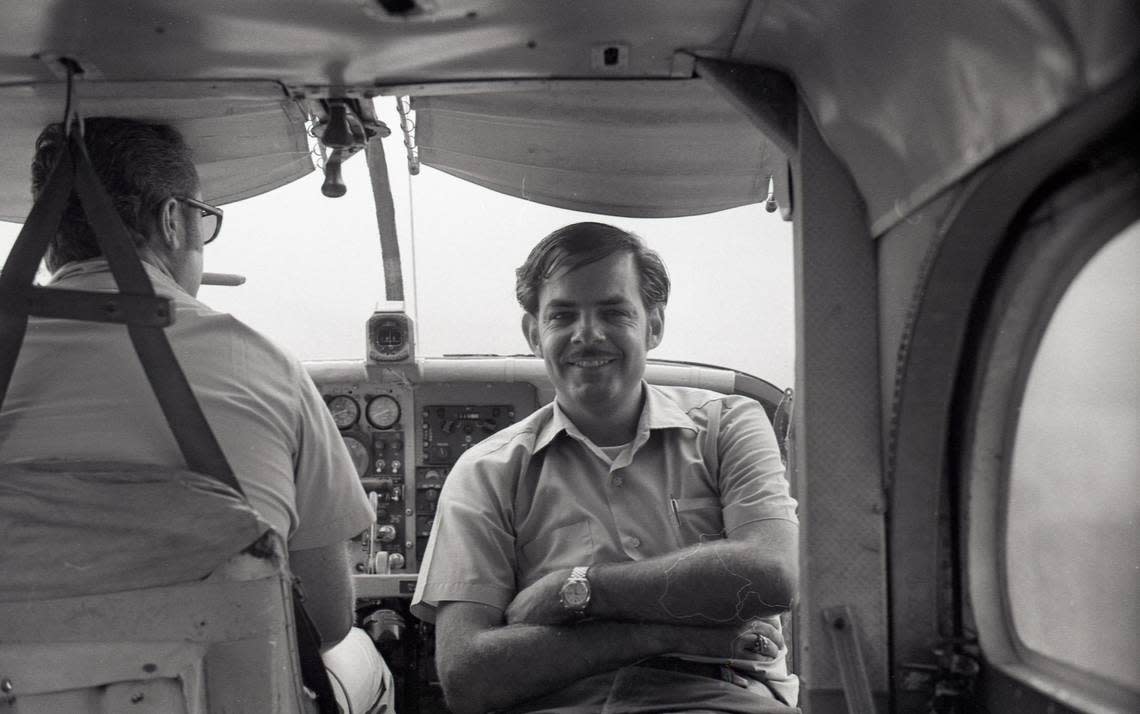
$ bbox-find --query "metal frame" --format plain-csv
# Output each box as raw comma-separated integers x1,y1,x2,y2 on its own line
961,139,1140,713
887,66,1140,712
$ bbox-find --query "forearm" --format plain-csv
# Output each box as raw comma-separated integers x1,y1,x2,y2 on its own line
590,538,796,625
440,620,680,714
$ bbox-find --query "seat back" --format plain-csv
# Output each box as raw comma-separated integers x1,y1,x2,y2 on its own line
0,461,314,714
0,107,330,714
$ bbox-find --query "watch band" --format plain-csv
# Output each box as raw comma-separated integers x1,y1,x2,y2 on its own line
560,565,592,617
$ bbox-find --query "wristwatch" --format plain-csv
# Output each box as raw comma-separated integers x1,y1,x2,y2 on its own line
558,566,591,618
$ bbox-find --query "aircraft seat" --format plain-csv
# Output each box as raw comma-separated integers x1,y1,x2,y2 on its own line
0,460,315,713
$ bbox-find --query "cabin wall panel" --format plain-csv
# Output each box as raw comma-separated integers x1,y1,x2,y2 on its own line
793,104,888,707
875,190,957,456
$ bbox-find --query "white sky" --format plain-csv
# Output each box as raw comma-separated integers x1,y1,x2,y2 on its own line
0,99,795,387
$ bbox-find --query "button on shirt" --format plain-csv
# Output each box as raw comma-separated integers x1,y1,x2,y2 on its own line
412,383,797,618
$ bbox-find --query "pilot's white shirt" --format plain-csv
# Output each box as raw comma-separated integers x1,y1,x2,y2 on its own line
0,258,372,550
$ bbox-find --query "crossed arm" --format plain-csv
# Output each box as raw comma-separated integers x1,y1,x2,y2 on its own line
434,518,798,714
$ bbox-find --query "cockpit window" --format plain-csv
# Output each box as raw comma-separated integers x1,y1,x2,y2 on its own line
0,99,792,384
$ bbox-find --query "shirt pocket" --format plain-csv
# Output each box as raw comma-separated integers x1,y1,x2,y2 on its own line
517,519,594,583
671,496,725,546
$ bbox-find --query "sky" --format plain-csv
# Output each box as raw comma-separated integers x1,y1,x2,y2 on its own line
0,98,796,387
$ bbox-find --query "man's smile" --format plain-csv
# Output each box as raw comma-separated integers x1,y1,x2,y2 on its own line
566,354,619,369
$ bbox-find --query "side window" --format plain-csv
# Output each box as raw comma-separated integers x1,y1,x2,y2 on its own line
964,149,1140,713
1005,220,1139,690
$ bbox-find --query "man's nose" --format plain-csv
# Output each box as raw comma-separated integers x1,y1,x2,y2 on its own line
571,313,605,343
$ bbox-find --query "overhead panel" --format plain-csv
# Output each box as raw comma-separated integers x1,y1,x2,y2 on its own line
413,79,783,219
0,81,313,223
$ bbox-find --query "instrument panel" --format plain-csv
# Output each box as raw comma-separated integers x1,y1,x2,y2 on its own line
311,355,775,712
318,373,538,597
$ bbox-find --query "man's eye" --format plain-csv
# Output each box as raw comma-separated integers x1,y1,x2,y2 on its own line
548,312,570,322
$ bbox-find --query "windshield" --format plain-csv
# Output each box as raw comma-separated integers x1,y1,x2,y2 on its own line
0,99,793,387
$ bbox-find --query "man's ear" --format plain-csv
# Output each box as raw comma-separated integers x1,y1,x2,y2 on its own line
522,313,542,357
158,197,181,249
647,305,665,350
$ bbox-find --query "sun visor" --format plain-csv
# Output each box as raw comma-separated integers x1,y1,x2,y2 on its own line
414,80,783,219
0,81,313,223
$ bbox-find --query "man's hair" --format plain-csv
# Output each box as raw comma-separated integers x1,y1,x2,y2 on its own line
31,117,199,272
515,222,670,316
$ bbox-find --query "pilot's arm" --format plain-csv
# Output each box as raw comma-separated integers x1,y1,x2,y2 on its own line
287,367,375,648
289,541,355,649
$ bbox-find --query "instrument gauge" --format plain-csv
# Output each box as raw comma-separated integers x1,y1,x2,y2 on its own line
367,312,413,362
327,395,359,430
342,436,369,477
367,395,401,429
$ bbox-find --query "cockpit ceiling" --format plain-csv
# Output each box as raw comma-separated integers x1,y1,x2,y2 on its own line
0,1,1135,231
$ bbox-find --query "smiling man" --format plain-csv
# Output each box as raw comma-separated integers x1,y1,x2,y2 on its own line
412,222,801,713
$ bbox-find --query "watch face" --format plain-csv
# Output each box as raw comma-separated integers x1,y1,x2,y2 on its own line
562,580,589,608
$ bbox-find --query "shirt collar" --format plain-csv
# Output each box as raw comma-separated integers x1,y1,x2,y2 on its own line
48,257,187,298
533,400,574,453
533,382,698,454
639,382,700,433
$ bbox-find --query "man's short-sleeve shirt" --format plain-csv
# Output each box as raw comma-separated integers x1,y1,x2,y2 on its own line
0,259,372,549
412,383,797,620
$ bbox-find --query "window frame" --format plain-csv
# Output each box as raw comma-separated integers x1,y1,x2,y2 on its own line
961,146,1140,713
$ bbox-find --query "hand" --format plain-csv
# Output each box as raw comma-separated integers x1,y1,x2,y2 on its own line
505,569,574,626
674,619,785,661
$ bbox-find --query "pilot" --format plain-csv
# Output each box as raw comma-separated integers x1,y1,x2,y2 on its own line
412,222,800,713
0,117,389,712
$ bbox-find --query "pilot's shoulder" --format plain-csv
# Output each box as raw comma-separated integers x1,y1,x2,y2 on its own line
174,306,302,380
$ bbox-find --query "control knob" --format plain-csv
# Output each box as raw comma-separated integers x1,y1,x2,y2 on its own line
376,524,397,543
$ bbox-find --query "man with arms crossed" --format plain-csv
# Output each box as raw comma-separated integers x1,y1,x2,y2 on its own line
0,118,388,711
412,222,799,713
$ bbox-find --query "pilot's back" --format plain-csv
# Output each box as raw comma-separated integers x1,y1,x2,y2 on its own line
0,257,362,548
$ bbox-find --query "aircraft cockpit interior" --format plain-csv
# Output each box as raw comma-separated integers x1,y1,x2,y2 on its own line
0,3,1137,714
311,311,792,710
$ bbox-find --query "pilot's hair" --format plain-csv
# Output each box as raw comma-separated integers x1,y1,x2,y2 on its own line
31,117,199,273
515,222,670,315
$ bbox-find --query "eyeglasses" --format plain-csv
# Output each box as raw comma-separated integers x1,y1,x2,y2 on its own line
174,196,224,245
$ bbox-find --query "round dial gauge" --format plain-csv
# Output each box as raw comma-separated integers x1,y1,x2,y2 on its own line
367,395,401,429
327,395,359,430
342,436,369,477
